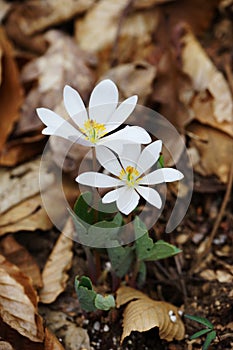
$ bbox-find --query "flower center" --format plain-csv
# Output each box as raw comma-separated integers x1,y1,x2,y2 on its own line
80,119,107,144
119,166,140,187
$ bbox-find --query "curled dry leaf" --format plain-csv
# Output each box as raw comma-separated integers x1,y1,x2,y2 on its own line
75,0,159,72
44,328,65,350
116,286,185,343
0,255,44,342
101,61,156,104
19,30,95,133
0,134,46,167
0,27,23,153
180,26,233,128
39,219,74,304
0,158,54,215
0,235,42,289
0,340,13,350
188,123,233,183
6,0,95,36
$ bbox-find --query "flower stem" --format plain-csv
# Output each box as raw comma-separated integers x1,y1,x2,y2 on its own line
91,146,101,280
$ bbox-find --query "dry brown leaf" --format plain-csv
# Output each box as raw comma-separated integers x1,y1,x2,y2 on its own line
75,0,159,72
0,27,23,152
101,61,156,104
0,206,52,235
0,196,42,227
0,254,44,342
44,328,65,350
116,286,185,343
0,0,11,22
0,235,43,289
0,134,46,167
180,26,233,126
6,0,95,36
190,91,233,138
165,0,219,35
19,30,95,130
39,219,74,304
188,123,233,183
0,340,14,350
0,158,54,215
134,0,175,9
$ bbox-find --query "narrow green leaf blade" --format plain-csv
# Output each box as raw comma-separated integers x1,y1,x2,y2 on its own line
202,330,216,350
185,314,214,329
190,328,211,340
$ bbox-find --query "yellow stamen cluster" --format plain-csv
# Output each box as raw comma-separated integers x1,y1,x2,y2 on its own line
80,119,106,144
119,166,140,187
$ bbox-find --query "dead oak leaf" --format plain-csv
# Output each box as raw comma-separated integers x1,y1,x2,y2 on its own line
19,30,95,131
6,0,95,36
0,27,23,153
101,61,156,104
39,219,74,304
75,0,159,72
188,122,233,183
180,26,233,125
0,255,44,342
0,235,43,289
116,286,185,343
0,158,54,215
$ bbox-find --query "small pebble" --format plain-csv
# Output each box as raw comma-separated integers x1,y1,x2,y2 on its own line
93,321,100,331
103,324,110,332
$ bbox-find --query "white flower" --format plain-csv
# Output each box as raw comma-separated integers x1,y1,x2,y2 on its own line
36,79,151,150
76,141,184,215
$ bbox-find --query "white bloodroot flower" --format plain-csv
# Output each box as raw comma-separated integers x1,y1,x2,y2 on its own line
36,79,151,150
76,141,184,215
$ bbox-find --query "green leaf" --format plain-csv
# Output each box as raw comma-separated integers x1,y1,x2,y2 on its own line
95,294,115,311
87,220,121,247
202,330,216,350
158,154,164,168
78,276,93,290
185,314,214,329
137,261,147,287
134,216,148,240
112,212,123,226
107,245,134,278
190,328,212,340
136,234,181,261
73,192,94,225
75,276,96,312
67,208,89,235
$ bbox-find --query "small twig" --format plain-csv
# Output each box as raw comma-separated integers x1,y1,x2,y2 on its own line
218,333,233,341
190,159,233,274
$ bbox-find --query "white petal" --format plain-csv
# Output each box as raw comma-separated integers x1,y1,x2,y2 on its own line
89,79,118,122
105,95,138,133
136,186,162,209
102,126,151,146
96,146,122,177
116,187,140,215
140,168,184,185
102,188,120,203
119,144,141,170
136,140,162,175
37,107,88,143
63,85,87,126
76,172,122,188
